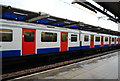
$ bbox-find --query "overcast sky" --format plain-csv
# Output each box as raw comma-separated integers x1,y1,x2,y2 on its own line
0,0,118,31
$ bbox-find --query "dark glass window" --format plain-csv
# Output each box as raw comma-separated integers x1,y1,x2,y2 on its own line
95,36,100,42
91,36,94,41
112,38,114,42
71,34,77,42
41,32,57,42
114,38,116,41
62,34,67,42
105,37,108,42
109,37,111,42
117,38,118,41
101,36,103,42
0,29,12,42
84,35,89,42
24,31,34,42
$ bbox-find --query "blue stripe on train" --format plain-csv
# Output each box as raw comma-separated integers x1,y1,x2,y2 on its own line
94,45,101,48
37,47,60,54
81,46,90,49
1,44,118,58
104,44,109,47
111,44,114,46
0,50,21,57
69,46,80,51
116,44,119,46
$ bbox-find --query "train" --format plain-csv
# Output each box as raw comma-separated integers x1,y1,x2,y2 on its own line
1,19,120,61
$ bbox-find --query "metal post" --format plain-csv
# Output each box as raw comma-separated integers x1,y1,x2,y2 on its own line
0,5,2,80
118,22,120,80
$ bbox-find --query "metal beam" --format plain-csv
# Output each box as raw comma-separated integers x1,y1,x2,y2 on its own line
27,14,50,22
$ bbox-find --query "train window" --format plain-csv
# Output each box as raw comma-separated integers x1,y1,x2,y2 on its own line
62,34,67,42
24,31,34,42
71,34,77,42
0,29,13,42
91,36,94,41
95,36,100,42
105,37,108,42
117,38,118,41
112,38,114,42
41,32,57,42
84,35,89,42
109,37,111,42
115,38,116,41
101,36,103,42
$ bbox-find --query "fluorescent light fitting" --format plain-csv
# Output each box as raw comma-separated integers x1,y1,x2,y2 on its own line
13,12,28,16
64,21,71,24
47,18,56,21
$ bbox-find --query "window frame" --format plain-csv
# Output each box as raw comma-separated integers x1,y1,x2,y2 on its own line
117,38,118,41
24,31,35,42
109,37,111,42
61,33,67,42
41,32,57,42
71,34,77,42
101,36,104,42
95,36,100,42
0,29,13,42
112,37,114,42
84,35,89,42
90,35,94,42
105,37,108,42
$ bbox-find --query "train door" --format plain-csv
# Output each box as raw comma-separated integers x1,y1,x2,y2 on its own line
90,35,94,48
101,36,104,47
60,32,68,51
109,37,111,46
119,38,120,45
114,37,116,46
22,29,36,55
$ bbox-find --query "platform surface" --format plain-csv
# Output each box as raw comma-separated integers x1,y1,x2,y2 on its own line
54,52,119,79
15,51,119,80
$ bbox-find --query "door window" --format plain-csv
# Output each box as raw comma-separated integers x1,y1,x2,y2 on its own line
109,37,111,42
91,36,94,41
101,36,103,42
62,34,67,42
24,31,34,42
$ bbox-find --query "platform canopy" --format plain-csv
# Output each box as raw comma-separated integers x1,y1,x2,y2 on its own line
1,5,120,36
72,0,120,23
96,2,120,23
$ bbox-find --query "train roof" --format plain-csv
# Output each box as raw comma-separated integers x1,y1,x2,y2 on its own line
1,5,120,36
0,19,80,33
80,30,114,37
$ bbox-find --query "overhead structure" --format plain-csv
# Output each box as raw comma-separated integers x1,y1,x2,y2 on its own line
72,0,120,23
1,5,120,36
96,2,120,23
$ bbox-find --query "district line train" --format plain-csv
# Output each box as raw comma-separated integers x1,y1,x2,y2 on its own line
1,19,120,59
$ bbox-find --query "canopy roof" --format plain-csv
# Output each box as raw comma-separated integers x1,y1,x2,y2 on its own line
1,5,120,36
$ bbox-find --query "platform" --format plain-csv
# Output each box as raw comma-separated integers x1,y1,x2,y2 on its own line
14,51,119,80
55,52,119,79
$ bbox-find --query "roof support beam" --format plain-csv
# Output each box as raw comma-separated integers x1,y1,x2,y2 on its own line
27,14,50,22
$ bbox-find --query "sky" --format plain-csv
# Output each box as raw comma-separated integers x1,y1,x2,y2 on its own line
0,0,118,31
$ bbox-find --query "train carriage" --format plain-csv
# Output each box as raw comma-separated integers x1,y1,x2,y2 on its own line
0,19,120,59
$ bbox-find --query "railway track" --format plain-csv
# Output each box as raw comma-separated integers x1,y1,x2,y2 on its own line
1,49,120,80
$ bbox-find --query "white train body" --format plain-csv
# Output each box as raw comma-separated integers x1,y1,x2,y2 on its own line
0,19,120,58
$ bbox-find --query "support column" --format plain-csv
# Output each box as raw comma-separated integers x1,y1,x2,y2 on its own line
0,5,2,80
118,22,120,80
